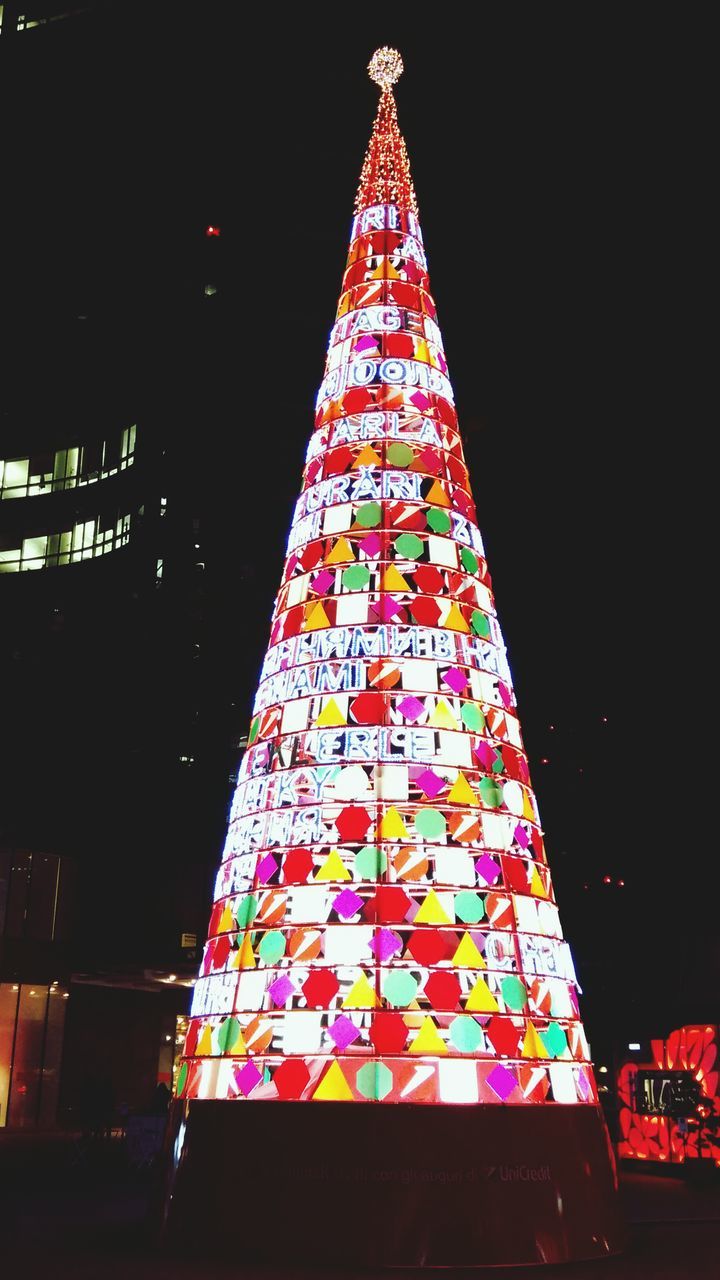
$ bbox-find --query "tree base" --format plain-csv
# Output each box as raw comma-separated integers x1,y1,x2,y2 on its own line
161,1098,624,1267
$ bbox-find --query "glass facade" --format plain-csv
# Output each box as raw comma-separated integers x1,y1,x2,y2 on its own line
0,426,136,499
0,850,72,1126
0,983,69,1127
0,511,132,573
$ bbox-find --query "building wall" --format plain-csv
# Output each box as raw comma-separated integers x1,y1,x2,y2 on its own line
59,982,188,1124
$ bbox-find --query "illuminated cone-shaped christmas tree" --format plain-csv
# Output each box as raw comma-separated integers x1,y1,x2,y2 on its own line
166,49,622,1268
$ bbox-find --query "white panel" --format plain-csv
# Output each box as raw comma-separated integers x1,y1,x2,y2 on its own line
549,1062,578,1103
427,535,457,567
335,594,369,624
282,1011,323,1054
235,969,267,1012
400,658,438,692
288,886,332,923
435,730,472,766
434,848,476,886
323,503,352,533
438,1059,478,1103
281,698,310,733
375,764,408,801
324,925,374,963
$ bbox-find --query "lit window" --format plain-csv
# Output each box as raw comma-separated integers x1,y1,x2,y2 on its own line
0,512,134,573
1,426,136,499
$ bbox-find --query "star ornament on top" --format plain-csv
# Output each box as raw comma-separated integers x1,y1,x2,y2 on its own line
368,47,404,91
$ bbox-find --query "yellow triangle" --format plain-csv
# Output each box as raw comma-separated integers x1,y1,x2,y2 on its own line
314,697,347,728
238,934,256,969
428,699,459,730
313,1059,355,1101
447,772,477,805
444,602,470,633
354,444,383,467
414,339,430,364
465,976,499,1012
218,904,235,933
196,1025,214,1056
379,806,410,840
227,1028,247,1057
315,848,351,882
326,535,355,565
426,480,451,508
228,946,244,970
342,974,378,1009
410,1016,447,1055
523,789,536,821
529,865,547,897
305,601,331,631
522,1021,550,1059
453,932,486,969
414,888,452,925
381,564,410,591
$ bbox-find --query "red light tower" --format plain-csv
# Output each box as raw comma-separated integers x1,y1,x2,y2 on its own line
163,48,623,1267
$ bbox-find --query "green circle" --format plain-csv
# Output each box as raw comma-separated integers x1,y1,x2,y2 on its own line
460,547,479,574
470,610,491,638
427,508,452,534
501,976,527,1012
460,703,485,732
342,563,371,590
383,971,418,1008
394,533,423,560
258,931,286,964
356,502,381,528
449,1016,483,1053
176,1061,188,1096
217,1016,242,1054
454,891,485,924
479,777,504,808
356,1061,394,1100
386,442,414,468
235,894,258,929
354,845,387,878
414,808,447,840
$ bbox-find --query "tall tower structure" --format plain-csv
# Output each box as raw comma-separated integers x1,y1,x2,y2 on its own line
164,49,623,1267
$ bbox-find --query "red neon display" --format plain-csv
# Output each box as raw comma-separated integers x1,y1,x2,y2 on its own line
617,1025,720,1165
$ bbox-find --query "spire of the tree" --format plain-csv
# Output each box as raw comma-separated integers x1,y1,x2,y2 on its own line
355,49,418,216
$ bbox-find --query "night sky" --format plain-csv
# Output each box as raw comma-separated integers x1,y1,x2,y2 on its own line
1,5,712,1051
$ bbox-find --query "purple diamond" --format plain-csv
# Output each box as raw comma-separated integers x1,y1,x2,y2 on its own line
268,975,296,1007
236,1061,262,1097
327,1015,361,1050
475,853,501,886
576,1068,590,1101
498,681,512,708
415,768,445,799
311,569,334,595
373,595,402,621
474,741,496,769
487,1063,517,1101
397,695,425,722
354,334,378,353
359,532,382,557
513,823,530,850
333,888,363,919
256,853,278,882
369,928,403,961
442,667,468,695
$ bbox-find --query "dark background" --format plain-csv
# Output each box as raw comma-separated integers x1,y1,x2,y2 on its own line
0,3,713,1059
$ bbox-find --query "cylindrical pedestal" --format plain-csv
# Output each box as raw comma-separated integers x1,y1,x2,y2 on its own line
161,1099,624,1267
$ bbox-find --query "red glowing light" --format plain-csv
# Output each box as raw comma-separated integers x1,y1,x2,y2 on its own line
602,876,612,884
540,757,549,764
205,225,220,237
617,879,625,887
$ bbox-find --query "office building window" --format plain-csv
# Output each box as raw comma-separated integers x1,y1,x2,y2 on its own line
0,425,136,500
0,512,132,573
